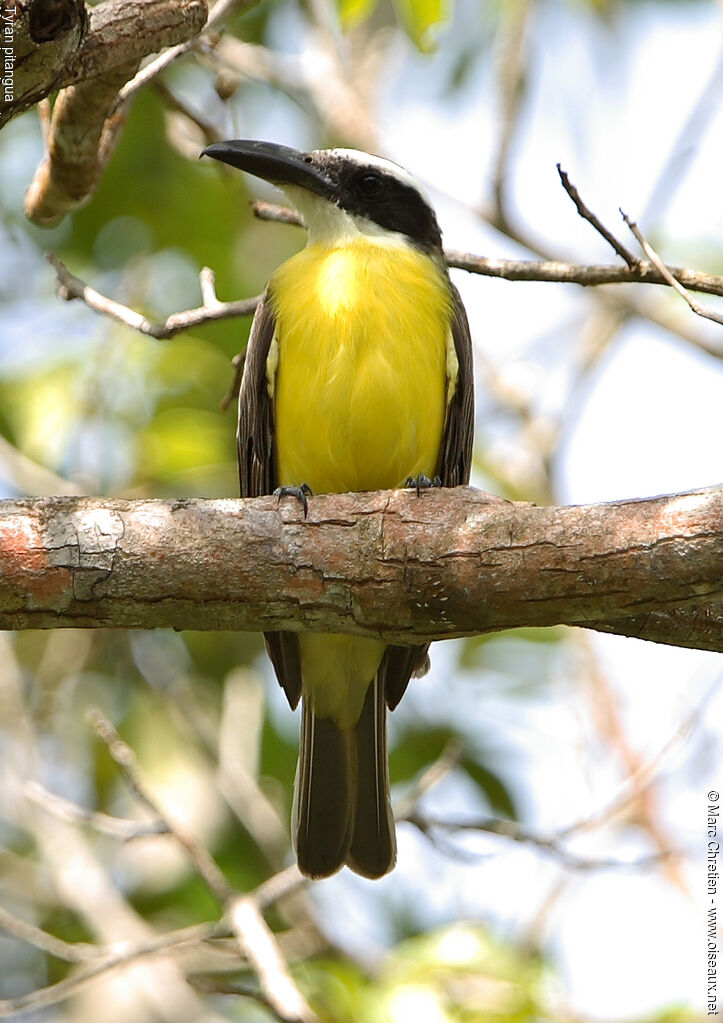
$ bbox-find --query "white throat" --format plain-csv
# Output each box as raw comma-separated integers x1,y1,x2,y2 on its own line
283,185,413,249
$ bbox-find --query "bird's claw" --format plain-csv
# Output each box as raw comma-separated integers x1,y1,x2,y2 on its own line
404,474,442,497
273,483,313,518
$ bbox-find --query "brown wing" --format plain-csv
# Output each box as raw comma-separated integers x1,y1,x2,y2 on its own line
238,288,302,709
436,282,475,489
383,282,474,710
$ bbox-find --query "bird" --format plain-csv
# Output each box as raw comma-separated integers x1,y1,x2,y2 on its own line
202,139,474,879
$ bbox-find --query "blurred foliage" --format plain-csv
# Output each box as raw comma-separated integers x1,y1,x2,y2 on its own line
391,0,451,51
302,923,548,1022
336,0,452,49
336,0,379,30
390,726,517,817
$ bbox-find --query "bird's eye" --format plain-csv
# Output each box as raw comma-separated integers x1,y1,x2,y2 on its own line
357,172,384,197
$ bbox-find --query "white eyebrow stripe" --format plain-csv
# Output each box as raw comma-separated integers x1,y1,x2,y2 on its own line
313,148,434,208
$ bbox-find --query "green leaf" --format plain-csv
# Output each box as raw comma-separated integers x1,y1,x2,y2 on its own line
389,726,517,818
336,0,379,30
392,0,451,51
390,725,458,783
462,757,517,818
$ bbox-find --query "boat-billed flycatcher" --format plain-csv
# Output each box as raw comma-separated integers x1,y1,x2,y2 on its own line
202,140,474,879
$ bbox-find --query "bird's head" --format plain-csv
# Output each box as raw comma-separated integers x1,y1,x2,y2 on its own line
201,139,443,255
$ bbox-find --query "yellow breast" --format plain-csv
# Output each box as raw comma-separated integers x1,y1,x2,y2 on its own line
270,238,452,494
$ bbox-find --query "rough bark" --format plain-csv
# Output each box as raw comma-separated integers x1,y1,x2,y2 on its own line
0,486,720,651
1,0,89,127
23,59,138,225
1,0,207,128
10,0,207,224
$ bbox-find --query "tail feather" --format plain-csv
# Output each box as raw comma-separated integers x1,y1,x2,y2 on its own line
293,700,354,878
346,676,396,879
293,676,395,880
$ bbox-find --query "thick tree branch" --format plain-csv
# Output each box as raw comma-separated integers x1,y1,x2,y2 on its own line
0,487,720,652
0,0,89,127
19,0,208,224
2,0,208,128
24,58,139,225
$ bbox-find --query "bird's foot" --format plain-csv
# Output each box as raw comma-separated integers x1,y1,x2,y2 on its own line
404,474,442,497
273,483,313,518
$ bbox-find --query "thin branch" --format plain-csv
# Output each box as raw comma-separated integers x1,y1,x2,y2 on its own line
393,740,463,821
87,707,235,904
0,904,96,964
559,674,721,842
254,865,306,910
87,709,315,1022
470,169,723,361
219,351,246,411
251,199,304,227
642,42,723,224
187,975,285,1018
557,164,637,267
153,79,223,148
115,0,254,110
0,434,84,497
572,631,684,888
44,229,723,369
200,265,220,305
110,34,198,108
404,812,677,873
0,922,220,1018
23,780,169,841
447,250,723,300
490,0,531,235
227,897,318,1023
47,253,260,338
251,199,723,304
621,210,723,327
